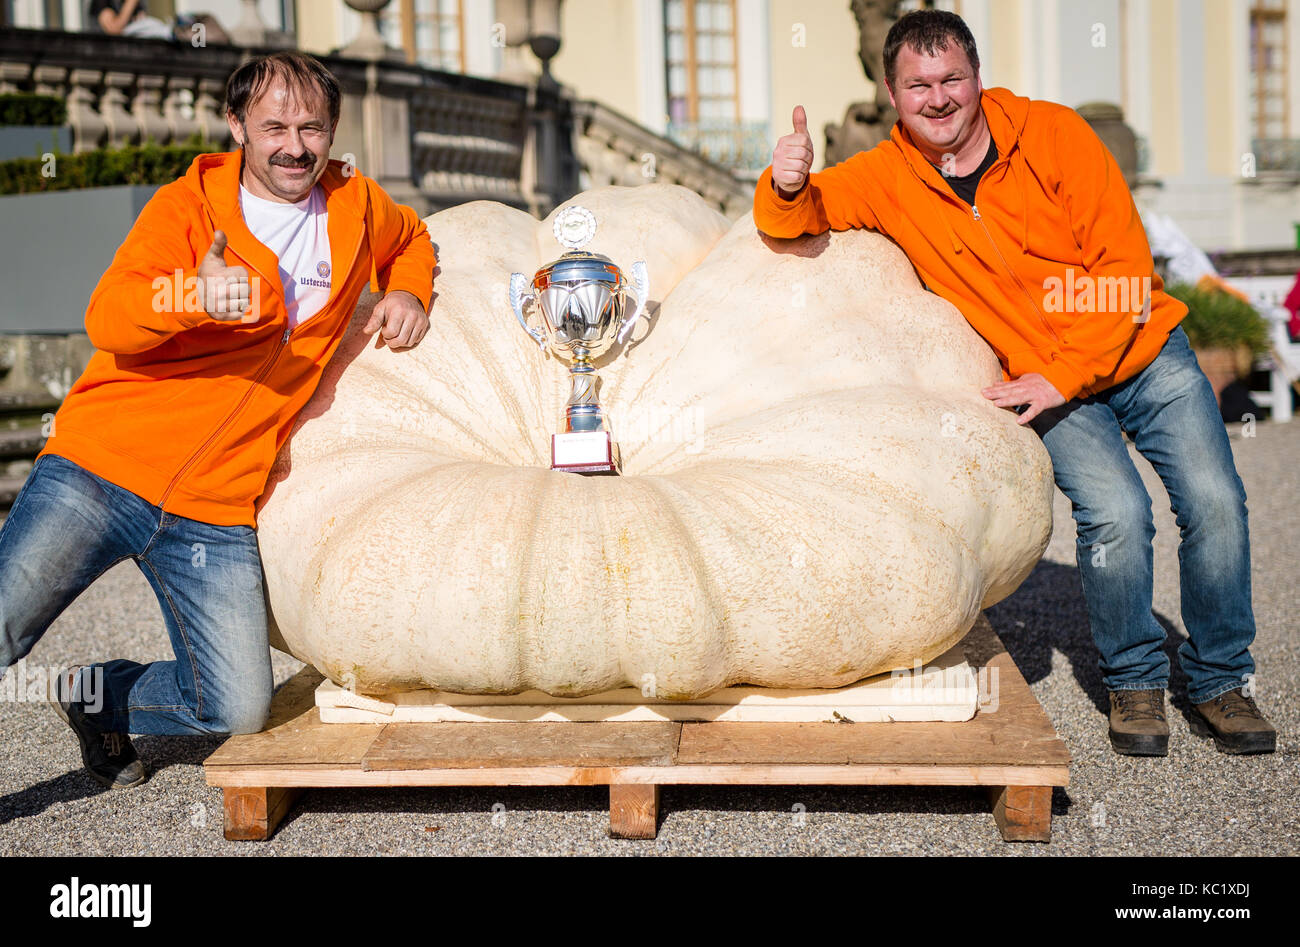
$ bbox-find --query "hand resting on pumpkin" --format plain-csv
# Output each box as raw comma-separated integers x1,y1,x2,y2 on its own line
363,289,429,351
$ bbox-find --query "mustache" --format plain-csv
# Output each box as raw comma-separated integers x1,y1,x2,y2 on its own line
270,152,316,168
923,107,958,119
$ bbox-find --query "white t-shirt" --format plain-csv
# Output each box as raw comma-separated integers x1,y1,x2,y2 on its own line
238,183,332,329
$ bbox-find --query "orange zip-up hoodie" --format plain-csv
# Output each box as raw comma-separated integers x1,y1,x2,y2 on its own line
38,151,436,527
754,87,1186,402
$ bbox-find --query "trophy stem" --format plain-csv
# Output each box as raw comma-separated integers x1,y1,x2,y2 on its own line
563,355,607,434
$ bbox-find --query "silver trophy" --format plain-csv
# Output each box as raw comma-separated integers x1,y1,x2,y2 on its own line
510,206,648,474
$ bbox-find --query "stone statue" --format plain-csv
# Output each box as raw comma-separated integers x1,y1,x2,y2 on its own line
825,0,902,166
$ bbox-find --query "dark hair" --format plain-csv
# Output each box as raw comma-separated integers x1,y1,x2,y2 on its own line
882,10,981,88
224,51,341,126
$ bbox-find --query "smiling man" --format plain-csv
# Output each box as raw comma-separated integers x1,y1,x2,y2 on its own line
755,10,1275,757
0,51,435,789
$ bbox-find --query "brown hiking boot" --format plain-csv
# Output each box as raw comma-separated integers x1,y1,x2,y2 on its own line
1107,689,1168,756
1191,688,1276,754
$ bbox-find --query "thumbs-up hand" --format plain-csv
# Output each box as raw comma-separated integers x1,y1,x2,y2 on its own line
772,105,814,198
197,230,254,322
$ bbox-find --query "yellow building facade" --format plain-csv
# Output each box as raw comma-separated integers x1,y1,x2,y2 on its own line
5,0,1296,248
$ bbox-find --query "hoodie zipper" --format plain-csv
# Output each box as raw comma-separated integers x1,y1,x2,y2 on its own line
157,324,291,512
157,215,368,514
971,201,1063,347
900,113,1063,347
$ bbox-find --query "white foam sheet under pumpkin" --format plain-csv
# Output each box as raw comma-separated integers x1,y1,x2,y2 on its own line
256,184,1054,699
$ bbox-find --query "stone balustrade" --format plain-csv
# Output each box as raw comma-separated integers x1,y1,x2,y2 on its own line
0,26,748,222
572,100,751,219
0,30,239,152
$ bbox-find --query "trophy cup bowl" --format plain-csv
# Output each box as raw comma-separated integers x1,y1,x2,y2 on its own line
533,252,627,364
511,206,648,473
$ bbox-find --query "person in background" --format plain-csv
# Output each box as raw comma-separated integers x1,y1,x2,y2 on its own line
1282,270,1300,343
90,0,229,43
90,0,176,39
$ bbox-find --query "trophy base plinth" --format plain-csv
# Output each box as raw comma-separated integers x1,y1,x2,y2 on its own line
552,431,621,475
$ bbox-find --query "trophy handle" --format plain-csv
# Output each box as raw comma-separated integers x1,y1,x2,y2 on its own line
510,272,548,352
616,261,649,344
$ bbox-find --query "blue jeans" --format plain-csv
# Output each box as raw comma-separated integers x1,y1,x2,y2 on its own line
1028,325,1256,704
0,454,273,735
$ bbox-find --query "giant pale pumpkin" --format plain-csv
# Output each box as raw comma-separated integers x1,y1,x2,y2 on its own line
257,184,1053,699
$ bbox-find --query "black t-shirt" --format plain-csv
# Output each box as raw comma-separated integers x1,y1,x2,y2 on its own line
939,135,998,206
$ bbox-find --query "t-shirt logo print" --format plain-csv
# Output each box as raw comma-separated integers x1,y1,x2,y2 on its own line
317,261,330,279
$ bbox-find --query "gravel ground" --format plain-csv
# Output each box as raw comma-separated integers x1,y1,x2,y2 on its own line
0,419,1296,856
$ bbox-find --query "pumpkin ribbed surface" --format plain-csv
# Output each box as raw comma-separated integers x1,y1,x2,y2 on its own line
257,184,1053,698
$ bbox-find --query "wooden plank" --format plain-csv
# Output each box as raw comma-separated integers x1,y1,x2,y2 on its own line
266,667,326,728
987,784,1053,842
676,629,1070,769
961,621,1065,748
676,716,1068,767
204,615,1070,849
360,721,683,771
207,666,380,770
198,658,371,770
205,706,385,770
205,668,381,770
205,762,1070,789
222,786,304,841
609,784,659,839
980,650,1068,748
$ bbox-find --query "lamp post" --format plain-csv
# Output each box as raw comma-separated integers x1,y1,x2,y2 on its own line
527,0,562,91
497,0,564,88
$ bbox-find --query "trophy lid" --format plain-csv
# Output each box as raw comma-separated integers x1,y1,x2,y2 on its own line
533,205,625,288
535,250,624,286
554,205,597,251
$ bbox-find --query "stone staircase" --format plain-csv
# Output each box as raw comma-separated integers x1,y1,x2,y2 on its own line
0,333,92,510
0,390,55,508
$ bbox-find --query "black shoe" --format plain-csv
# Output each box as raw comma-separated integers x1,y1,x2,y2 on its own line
49,665,148,789
1190,688,1276,754
1107,688,1169,756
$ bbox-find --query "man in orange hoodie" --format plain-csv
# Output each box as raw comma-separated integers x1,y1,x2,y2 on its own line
755,10,1274,756
0,52,435,788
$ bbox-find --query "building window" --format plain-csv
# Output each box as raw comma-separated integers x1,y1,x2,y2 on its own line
664,0,739,125
1250,0,1289,141
663,0,770,175
381,0,466,73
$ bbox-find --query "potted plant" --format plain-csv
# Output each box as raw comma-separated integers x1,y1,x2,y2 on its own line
1164,281,1271,404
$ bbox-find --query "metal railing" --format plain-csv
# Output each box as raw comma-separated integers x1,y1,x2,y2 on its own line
1251,138,1300,173
666,119,771,176
576,102,750,218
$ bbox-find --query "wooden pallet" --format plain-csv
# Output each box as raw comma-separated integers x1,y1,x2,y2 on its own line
204,618,1070,842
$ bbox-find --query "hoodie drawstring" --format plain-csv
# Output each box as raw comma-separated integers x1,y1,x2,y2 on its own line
366,184,379,294
893,91,1034,257
1013,153,1029,253
947,215,963,253
901,154,965,254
